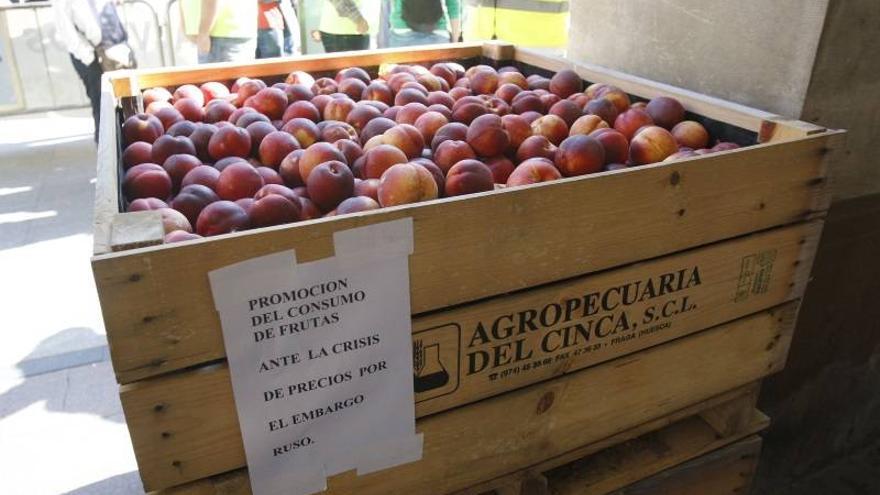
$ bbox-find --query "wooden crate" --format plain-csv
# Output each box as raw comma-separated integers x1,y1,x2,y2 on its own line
91,42,842,493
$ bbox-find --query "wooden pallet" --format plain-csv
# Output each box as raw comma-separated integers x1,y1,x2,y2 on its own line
91,42,843,493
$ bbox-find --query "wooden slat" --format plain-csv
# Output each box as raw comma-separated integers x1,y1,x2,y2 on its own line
93,76,122,255
111,43,489,97
699,384,761,438
94,131,840,384
544,409,767,495
607,436,763,495
117,219,819,486
133,302,795,491
110,211,165,252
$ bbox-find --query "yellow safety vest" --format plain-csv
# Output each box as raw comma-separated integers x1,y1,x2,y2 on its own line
463,0,569,48
181,0,257,39
319,0,365,35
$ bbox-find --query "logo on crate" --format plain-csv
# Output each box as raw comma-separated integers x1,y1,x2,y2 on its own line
413,323,460,402
734,250,777,302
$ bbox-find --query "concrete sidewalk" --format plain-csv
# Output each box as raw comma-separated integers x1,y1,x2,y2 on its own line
0,109,144,494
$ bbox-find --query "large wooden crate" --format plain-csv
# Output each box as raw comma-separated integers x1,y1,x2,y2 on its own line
91,42,843,493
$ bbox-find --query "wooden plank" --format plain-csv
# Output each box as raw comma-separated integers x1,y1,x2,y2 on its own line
759,117,829,143
93,131,840,383
699,384,761,438
93,76,122,255
117,219,819,482
607,436,763,495
514,48,779,135
131,302,796,491
544,409,767,495
112,43,488,97
110,211,165,252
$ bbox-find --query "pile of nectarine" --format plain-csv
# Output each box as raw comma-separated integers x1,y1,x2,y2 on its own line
121,63,741,242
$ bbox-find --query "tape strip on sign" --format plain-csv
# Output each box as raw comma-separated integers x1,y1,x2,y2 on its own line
209,218,420,495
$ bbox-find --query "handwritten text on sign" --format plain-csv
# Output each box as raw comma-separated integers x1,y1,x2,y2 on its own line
209,219,422,495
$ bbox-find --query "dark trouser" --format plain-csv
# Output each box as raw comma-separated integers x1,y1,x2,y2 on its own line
70,54,103,143
319,32,369,53
256,28,283,59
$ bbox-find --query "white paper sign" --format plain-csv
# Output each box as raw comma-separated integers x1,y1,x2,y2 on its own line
209,218,422,495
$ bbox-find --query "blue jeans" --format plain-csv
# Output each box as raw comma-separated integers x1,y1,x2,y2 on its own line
387,30,450,47
198,36,256,64
256,28,283,59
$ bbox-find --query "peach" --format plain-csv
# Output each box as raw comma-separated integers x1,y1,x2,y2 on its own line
549,100,583,127
382,124,425,159
254,183,300,203
511,92,544,114
123,163,172,200
498,71,528,89
145,100,173,115
334,139,363,164
427,104,453,121
519,111,543,125
396,102,429,125
216,162,264,200
506,158,562,187
645,96,685,129
595,86,631,113
383,106,401,121
298,142,347,182
377,162,438,207
671,120,709,149
448,86,471,101
411,159,445,197
310,94,333,116
394,88,430,108
470,69,499,95
122,142,153,169
335,67,370,84
323,97,356,122
495,83,523,104
629,126,679,165
516,134,557,162
414,111,448,143
614,108,654,140
127,197,167,212
155,107,185,131
336,196,380,215
567,92,590,108
306,161,354,211
213,156,247,172
173,84,204,106
417,74,445,93
361,81,394,106
196,200,250,236
227,107,255,124
711,142,740,152
451,101,488,125
360,117,396,145
204,100,236,125
246,121,278,154
170,184,219,226
158,207,192,234
258,131,300,168
283,84,314,104
152,135,196,165
354,177,380,200
431,122,468,151
346,104,382,133
570,114,610,136
663,150,699,162
427,91,455,109
555,135,605,176
163,154,202,192
445,159,494,196
286,70,315,87
631,101,647,110
485,156,515,184
200,81,230,103
278,118,318,148
527,75,550,90
235,197,255,213
123,113,164,145
430,63,457,87
278,149,305,187
589,128,630,164
585,97,619,126
208,126,251,160
321,121,358,143
540,93,562,113
549,69,581,98
401,81,429,96
173,97,204,122
181,165,220,190
530,114,568,146
280,101,318,124
434,140,476,173
363,144,409,179
236,110,271,128
164,230,202,243
466,114,509,157
249,194,302,228
142,87,172,108
167,120,198,138
500,114,532,153
337,78,367,100
311,77,338,96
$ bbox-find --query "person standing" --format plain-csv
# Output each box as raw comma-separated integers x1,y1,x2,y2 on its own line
180,0,258,63
462,0,568,49
256,0,285,59
53,0,133,142
314,0,370,53
386,0,460,47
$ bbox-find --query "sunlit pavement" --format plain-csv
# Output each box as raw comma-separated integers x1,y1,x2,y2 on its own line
0,109,144,494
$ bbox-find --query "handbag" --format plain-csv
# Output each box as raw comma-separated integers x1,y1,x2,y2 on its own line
87,0,138,71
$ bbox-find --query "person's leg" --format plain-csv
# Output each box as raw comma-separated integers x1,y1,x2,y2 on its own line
336,34,369,51
211,37,257,63
70,54,103,143
256,29,283,59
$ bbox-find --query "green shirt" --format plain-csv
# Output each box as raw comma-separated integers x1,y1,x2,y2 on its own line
390,0,461,32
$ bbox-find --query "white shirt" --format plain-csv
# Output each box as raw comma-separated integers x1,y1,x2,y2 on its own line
53,0,107,65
